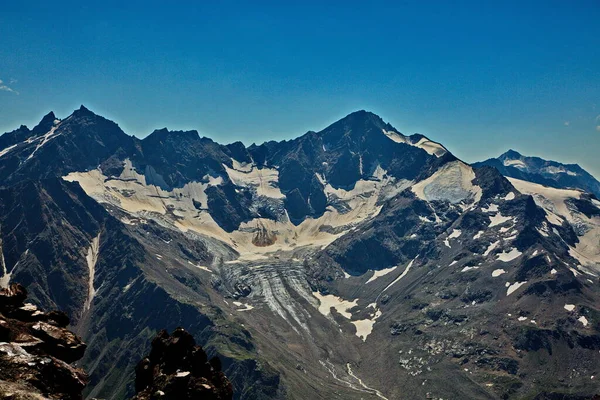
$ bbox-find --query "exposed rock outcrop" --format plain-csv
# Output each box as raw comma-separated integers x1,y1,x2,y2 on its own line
132,327,233,400
0,284,88,400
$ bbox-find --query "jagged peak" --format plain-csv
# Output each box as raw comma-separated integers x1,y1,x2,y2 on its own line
31,111,58,134
71,104,97,118
143,127,200,142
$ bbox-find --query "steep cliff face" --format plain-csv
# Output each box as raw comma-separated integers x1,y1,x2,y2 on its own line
0,108,599,399
0,284,88,400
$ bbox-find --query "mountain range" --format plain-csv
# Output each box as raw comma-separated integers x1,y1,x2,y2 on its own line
0,107,599,399
474,150,600,199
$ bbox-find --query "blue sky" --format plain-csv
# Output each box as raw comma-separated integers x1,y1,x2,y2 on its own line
1,1,599,176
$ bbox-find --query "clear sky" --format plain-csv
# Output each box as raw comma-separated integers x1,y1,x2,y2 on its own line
1,1,599,176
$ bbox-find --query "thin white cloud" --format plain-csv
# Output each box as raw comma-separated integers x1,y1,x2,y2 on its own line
563,121,570,127
0,79,19,95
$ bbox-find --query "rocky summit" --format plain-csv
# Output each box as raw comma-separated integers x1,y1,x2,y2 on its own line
0,283,88,400
132,327,233,400
0,108,599,399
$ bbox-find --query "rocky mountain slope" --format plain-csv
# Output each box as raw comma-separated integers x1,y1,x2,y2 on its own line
0,107,598,399
474,150,600,198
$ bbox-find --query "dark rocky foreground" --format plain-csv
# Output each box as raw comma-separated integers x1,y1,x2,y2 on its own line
0,282,233,400
0,283,88,399
132,328,233,400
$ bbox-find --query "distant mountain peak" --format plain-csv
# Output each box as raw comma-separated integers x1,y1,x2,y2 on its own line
31,111,58,135
501,149,523,158
339,109,387,126
72,104,96,118
474,150,600,197
144,127,200,143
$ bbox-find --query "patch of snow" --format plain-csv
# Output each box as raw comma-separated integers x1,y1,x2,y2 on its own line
489,213,512,227
506,281,527,296
0,143,18,158
412,161,482,204
483,240,500,257
313,292,358,320
550,268,557,275
383,258,416,292
492,269,506,277
473,230,484,240
382,130,409,144
84,233,101,312
351,309,382,342
564,304,575,312
366,266,397,284
518,316,527,321
26,123,62,161
0,239,10,288
461,266,479,272
412,137,448,158
504,192,516,201
382,130,447,158
578,316,589,327
481,204,499,213
187,261,212,273
232,301,254,311
497,248,522,262
449,229,462,239
543,166,578,176
503,159,527,169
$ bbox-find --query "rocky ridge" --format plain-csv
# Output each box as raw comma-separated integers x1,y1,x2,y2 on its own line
0,283,88,400
133,327,233,400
